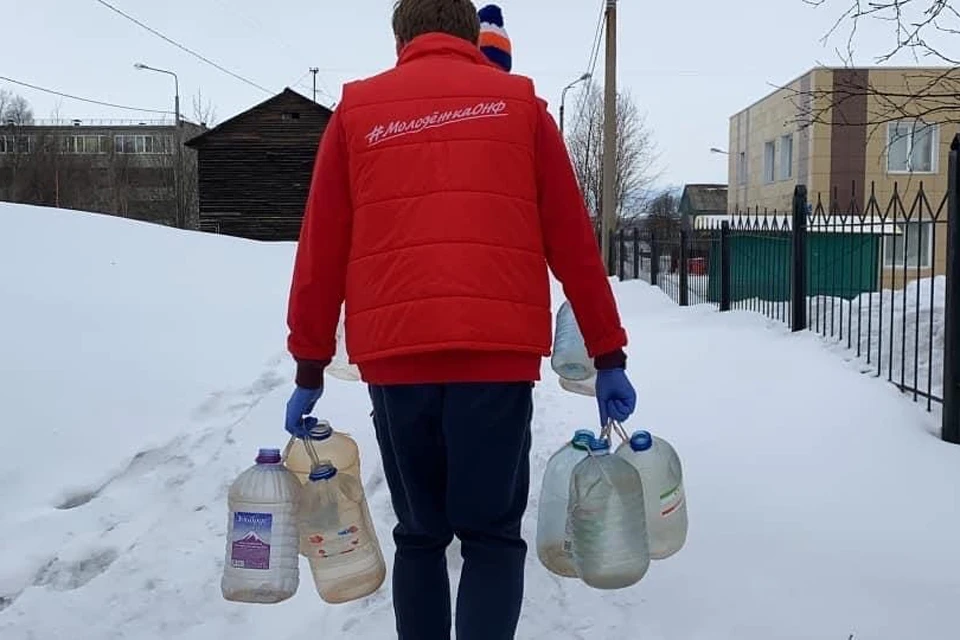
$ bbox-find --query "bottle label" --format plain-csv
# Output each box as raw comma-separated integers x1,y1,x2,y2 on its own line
230,512,273,570
304,524,368,559
660,484,684,517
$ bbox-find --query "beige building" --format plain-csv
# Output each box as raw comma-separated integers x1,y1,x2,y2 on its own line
727,67,959,283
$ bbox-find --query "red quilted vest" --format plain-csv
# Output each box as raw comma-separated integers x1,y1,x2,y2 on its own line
336,34,551,365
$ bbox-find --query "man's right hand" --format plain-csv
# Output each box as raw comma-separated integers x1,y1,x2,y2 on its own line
285,385,324,438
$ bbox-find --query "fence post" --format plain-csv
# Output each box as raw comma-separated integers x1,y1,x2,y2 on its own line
720,221,731,311
650,235,660,286
607,229,617,275
632,227,640,279
791,185,809,332
679,229,690,306
617,229,625,281
942,136,960,444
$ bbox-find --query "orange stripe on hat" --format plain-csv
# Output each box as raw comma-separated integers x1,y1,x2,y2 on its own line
479,31,512,55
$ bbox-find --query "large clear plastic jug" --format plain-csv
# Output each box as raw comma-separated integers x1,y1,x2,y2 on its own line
551,301,595,381
615,430,688,560
297,461,387,604
568,438,649,590
327,315,361,382
221,448,301,603
283,420,361,485
559,374,596,398
536,429,594,577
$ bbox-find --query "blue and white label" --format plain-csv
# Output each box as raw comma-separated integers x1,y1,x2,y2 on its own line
231,511,272,570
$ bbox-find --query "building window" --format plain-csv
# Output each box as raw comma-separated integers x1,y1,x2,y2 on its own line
61,135,106,154
763,141,776,183
114,134,170,154
2,135,34,154
884,221,933,268
887,121,938,173
737,151,746,185
779,134,793,180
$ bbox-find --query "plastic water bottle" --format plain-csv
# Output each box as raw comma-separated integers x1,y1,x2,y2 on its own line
559,374,596,398
551,301,595,381
297,461,386,604
568,438,649,590
283,420,361,485
536,429,595,577
616,430,688,560
327,316,361,382
221,448,302,603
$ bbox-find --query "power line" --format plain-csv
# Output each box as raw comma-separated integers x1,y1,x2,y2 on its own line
93,0,272,95
0,74,174,114
570,1,606,129
208,0,336,101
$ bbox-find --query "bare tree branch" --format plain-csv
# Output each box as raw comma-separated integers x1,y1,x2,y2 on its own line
565,83,661,228
807,0,960,64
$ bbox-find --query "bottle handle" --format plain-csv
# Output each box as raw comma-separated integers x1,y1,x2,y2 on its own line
280,432,324,470
601,419,630,443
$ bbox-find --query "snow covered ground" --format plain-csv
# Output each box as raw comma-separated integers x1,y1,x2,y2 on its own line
2,202,959,639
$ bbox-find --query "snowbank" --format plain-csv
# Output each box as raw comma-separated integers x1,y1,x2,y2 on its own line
1,203,959,640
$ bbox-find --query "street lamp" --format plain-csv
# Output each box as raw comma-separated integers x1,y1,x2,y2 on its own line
710,147,729,155
560,72,592,136
134,62,180,126
134,62,182,228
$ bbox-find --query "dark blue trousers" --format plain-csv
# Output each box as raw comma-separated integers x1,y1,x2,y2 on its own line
369,382,533,640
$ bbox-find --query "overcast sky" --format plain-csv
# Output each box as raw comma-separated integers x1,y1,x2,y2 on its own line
3,0,910,188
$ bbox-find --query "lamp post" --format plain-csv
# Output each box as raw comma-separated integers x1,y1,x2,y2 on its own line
710,147,729,155
134,62,182,228
134,62,179,126
559,72,592,136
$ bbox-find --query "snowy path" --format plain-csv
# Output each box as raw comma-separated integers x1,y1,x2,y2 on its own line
2,203,959,639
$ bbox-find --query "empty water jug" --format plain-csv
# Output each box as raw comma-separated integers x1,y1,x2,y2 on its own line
616,430,688,560
552,301,595,381
568,437,649,590
297,461,386,604
559,374,596,398
283,419,361,484
328,316,361,382
536,429,594,577
221,448,301,604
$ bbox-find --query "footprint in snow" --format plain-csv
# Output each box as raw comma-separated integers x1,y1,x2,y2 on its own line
33,548,119,591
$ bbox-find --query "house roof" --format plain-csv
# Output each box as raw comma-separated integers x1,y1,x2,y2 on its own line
680,184,728,215
185,88,333,147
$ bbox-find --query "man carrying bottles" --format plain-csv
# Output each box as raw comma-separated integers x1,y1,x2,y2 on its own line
284,1,637,638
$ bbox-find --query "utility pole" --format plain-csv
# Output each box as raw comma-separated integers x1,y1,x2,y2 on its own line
600,0,618,274
309,67,319,103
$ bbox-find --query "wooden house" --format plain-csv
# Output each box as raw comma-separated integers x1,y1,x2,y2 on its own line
185,89,333,241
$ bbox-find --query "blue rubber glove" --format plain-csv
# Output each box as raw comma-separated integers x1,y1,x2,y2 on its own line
285,385,323,439
595,368,637,427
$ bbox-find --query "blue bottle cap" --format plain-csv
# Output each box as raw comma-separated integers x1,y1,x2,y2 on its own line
588,437,611,453
571,429,594,449
256,448,282,464
629,430,653,452
305,420,333,441
308,462,338,482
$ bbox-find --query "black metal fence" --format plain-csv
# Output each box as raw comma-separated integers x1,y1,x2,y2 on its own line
610,136,960,444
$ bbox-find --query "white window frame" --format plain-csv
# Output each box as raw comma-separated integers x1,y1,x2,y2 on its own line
114,134,169,155
779,134,793,180
763,140,776,184
883,221,934,269
62,135,106,155
737,151,747,185
886,121,939,175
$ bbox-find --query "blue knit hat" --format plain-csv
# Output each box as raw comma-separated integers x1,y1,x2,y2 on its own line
478,4,512,72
